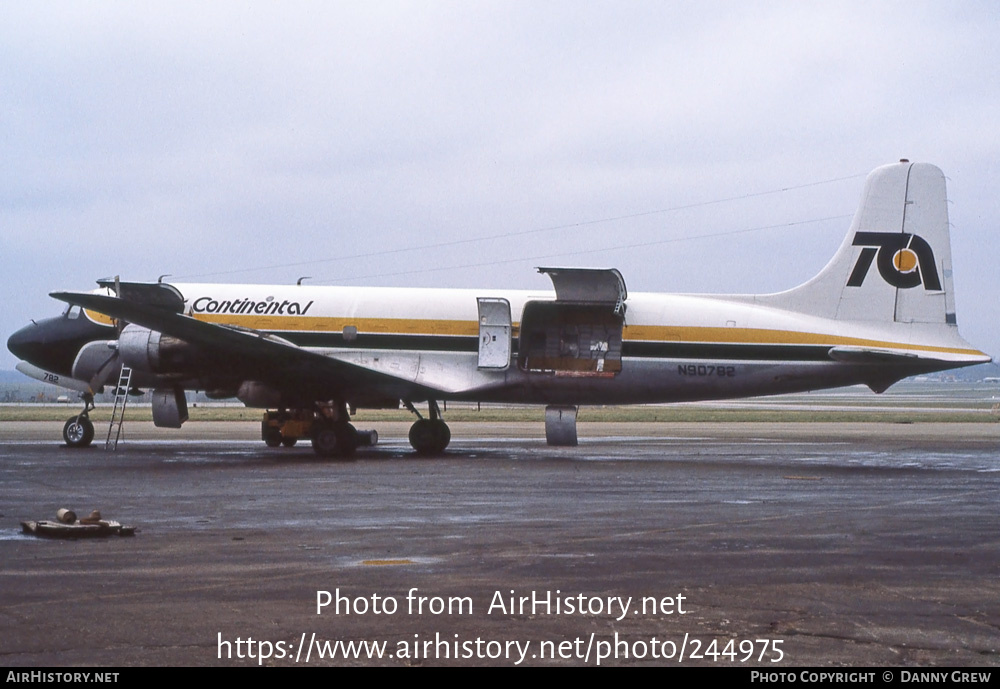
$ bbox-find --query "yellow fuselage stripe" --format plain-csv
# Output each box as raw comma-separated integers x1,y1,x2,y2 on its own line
84,309,986,358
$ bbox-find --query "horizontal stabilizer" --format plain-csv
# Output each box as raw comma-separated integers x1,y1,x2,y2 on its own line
827,345,985,393
827,346,921,364
827,345,988,366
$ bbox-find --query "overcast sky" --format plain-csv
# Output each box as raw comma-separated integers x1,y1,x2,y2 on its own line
2,1,998,370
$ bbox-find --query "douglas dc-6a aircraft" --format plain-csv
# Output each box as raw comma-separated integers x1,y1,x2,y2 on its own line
7,161,991,456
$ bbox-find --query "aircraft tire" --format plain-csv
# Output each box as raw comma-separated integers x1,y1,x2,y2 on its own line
312,427,340,457
334,423,358,455
409,419,450,455
63,416,94,448
432,420,451,452
281,437,297,447
312,422,357,458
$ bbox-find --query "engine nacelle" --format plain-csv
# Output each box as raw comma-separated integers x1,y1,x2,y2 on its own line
118,324,206,375
152,387,189,428
237,381,284,408
204,388,239,400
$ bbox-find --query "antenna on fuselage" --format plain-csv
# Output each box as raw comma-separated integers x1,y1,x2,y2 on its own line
297,277,311,285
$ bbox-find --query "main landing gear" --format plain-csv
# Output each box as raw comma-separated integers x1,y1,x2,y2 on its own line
311,418,360,458
261,406,378,459
405,400,451,455
63,394,95,448
261,400,450,457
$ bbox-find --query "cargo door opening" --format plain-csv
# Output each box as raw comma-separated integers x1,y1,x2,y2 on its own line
517,302,623,375
517,267,627,377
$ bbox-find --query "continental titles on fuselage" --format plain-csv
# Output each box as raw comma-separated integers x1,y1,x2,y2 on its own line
191,296,315,316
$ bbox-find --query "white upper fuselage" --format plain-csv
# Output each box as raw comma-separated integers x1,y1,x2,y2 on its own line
80,281,986,406
161,281,984,360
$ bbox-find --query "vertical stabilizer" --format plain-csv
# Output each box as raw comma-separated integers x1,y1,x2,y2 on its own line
759,161,955,325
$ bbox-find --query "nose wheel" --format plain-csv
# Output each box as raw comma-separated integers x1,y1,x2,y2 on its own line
62,394,96,448
63,416,95,447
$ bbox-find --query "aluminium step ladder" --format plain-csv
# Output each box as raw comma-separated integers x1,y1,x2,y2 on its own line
105,365,133,450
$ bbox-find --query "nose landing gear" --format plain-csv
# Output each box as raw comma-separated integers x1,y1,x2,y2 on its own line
63,394,95,448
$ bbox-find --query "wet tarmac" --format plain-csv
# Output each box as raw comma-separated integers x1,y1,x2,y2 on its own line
1,421,998,666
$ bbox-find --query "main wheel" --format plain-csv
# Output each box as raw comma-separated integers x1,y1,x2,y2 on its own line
431,420,451,452
281,437,298,447
63,416,94,448
312,426,340,457
334,423,358,455
409,419,450,455
312,422,358,458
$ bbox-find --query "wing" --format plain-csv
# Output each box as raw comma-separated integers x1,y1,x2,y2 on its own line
51,290,443,402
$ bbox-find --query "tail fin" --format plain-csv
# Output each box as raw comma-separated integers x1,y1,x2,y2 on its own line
761,161,956,325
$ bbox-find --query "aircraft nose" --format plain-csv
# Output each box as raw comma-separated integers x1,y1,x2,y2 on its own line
7,316,110,377
7,322,39,362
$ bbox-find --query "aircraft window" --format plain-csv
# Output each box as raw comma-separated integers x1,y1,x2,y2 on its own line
63,305,81,319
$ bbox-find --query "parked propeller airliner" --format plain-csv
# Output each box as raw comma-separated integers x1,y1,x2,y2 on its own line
7,161,990,455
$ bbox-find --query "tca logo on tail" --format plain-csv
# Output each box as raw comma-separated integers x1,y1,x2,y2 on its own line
847,232,942,290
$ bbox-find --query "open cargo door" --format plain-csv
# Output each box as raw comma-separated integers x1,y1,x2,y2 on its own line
518,268,627,377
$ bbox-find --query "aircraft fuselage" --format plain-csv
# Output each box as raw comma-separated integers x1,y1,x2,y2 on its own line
6,161,992,454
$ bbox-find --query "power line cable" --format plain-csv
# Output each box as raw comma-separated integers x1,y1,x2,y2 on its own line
317,214,851,284
174,172,864,281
